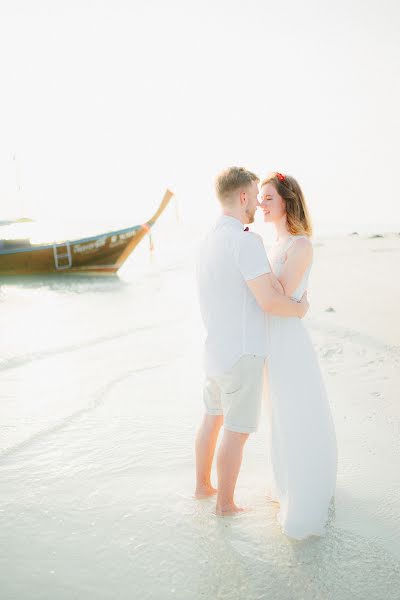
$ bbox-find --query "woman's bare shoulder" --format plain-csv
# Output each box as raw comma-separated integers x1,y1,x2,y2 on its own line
287,237,313,260
292,236,313,249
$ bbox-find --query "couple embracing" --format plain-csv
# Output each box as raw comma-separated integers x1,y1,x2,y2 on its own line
194,167,338,540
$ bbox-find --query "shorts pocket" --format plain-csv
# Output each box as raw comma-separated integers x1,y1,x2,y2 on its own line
215,369,242,395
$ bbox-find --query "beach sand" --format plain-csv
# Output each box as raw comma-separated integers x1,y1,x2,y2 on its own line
0,227,399,599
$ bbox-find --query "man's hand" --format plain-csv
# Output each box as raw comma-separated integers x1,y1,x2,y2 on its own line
297,291,309,318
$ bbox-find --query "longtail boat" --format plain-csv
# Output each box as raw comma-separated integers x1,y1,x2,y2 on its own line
0,189,173,275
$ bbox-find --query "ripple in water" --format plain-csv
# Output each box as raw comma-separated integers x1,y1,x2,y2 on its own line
1,364,399,600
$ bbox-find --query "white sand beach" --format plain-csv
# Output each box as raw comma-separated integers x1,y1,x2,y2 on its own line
0,226,399,599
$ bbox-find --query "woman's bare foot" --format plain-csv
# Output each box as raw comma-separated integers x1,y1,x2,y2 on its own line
193,485,218,499
215,503,247,516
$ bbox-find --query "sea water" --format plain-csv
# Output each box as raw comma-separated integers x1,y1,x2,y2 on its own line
0,223,399,599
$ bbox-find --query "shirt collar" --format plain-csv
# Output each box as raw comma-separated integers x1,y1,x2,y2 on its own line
216,215,246,231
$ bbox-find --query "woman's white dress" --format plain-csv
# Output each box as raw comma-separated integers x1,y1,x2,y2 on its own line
264,235,338,539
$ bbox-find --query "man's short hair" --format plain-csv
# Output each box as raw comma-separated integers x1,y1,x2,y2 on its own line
215,167,259,204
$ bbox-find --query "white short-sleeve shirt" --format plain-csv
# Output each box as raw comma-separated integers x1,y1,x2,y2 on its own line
196,215,271,376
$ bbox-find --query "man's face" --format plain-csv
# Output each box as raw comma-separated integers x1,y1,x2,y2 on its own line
243,180,260,224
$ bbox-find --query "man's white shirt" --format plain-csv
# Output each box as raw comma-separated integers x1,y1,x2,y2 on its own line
196,215,271,377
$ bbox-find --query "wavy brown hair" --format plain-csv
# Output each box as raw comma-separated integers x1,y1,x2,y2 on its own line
261,172,313,237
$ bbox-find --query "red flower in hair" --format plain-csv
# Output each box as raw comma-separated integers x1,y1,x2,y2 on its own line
276,172,285,181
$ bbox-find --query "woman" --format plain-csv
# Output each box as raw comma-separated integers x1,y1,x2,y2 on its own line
260,171,338,540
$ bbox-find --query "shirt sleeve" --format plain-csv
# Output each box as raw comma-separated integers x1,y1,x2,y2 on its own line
236,233,272,281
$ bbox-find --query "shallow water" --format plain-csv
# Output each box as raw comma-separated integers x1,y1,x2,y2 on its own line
1,227,400,599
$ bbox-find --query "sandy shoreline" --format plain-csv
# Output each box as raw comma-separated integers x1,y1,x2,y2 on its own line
305,232,400,347
0,230,399,598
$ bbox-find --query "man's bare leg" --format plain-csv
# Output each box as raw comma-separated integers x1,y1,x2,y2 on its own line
194,414,224,498
216,429,250,515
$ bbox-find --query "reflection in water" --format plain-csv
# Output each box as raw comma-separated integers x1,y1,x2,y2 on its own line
0,273,123,292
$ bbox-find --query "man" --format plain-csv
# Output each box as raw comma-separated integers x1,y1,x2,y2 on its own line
194,166,308,515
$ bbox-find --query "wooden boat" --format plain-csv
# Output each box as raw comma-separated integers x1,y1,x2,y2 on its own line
0,189,173,275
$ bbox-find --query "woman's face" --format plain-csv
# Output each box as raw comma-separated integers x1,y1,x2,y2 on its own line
260,183,286,223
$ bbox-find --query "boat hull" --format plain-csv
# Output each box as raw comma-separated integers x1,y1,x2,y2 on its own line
0,190,173,276
0,227,147,275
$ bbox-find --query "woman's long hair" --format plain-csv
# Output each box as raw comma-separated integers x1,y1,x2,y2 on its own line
261,173,313,237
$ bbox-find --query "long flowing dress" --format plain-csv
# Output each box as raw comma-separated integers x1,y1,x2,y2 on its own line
264,234,338,539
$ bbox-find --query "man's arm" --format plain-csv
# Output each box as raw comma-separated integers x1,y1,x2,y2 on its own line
235,232,308,317
269,272,284,295
246,273,308,318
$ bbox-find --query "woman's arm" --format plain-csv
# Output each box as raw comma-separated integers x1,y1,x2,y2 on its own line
278,237,313,297
269,272,284,294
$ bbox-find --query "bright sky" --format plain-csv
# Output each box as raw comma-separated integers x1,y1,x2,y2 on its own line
1,0,399,233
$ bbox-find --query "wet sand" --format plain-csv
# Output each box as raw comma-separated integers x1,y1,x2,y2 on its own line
0,229,399,599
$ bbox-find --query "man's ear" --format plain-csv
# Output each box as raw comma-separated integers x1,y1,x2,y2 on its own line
240,190,246,205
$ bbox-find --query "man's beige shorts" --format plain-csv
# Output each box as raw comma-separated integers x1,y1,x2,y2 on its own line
203,354,265,433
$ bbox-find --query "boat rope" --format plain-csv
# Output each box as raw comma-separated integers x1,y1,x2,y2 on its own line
175,195,180,223
141,223,154,253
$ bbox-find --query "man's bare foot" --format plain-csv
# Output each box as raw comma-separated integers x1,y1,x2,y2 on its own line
193,485,218,499
215,503,248,516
